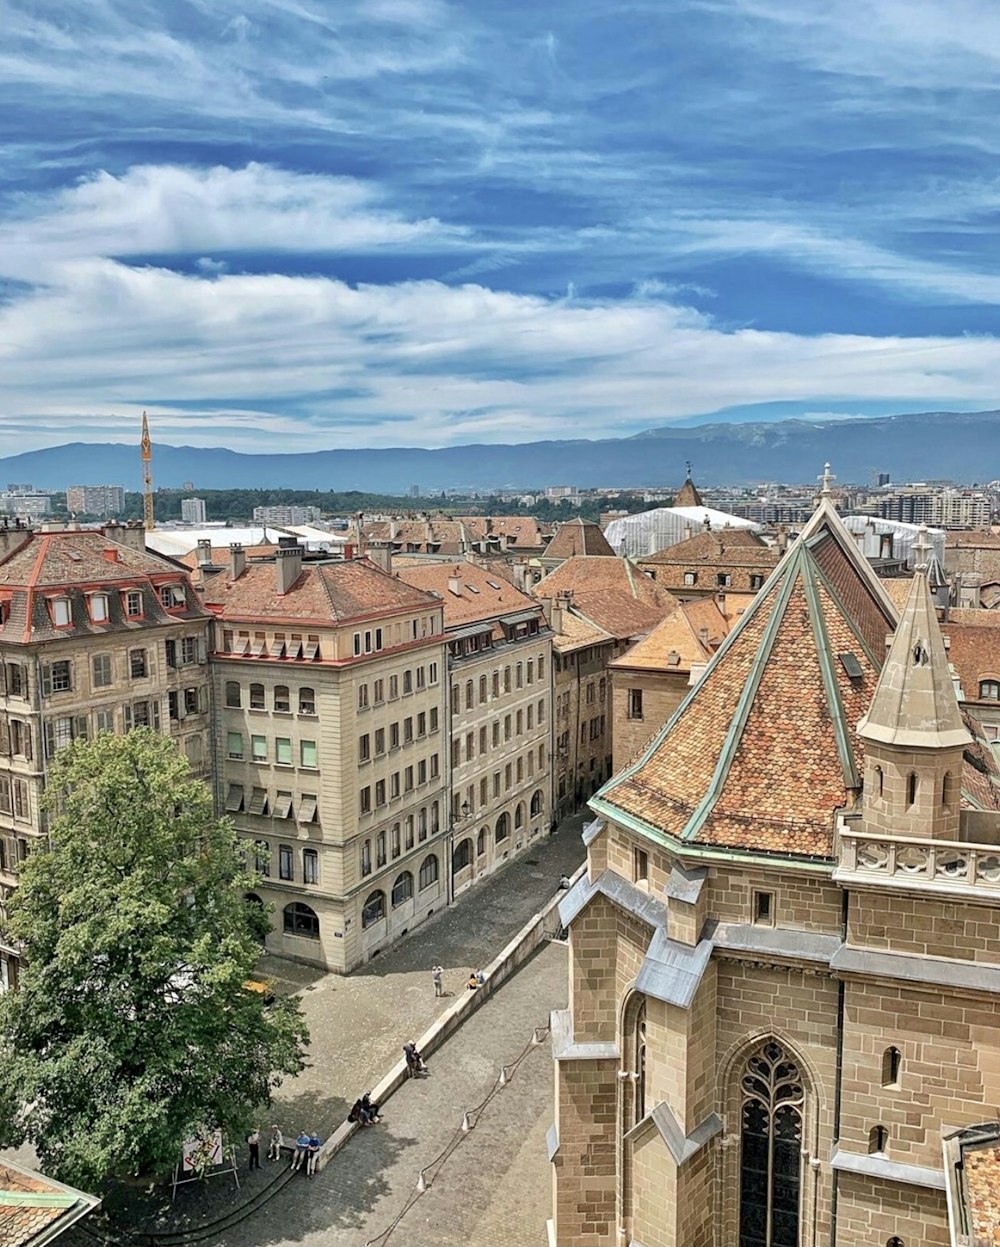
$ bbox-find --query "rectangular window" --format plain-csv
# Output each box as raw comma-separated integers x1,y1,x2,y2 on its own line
249,683,265,710
303,848,318,884
634,847,649,885
248,787,268,816
628,688,644,721
93,655,113,690
359,734,371,763
754,891,774,925
275,737,292,766
417,711,426,737
279,845,293,881
403,670,413,694
51,597,71,627
416,666,425,689
96,708,115,735
358,683,369,710
389,674,399,699
430,753,439,779
404,717,413,743
391,771,400,799
273,791,293,819
300,739,318,769
418,759,427,785
42,661,72,695
13,780,28,819
430,707,439,732
251,734,267,762
129,649,148,680
360,786,371,814
404,765,414,792
390,722,400,750
181,637,198,665
429,662,438,684
125,590,143,618
375,728,385,755
90,593,109,622
374,679,384,704
165,638,177,669
375,779,386,807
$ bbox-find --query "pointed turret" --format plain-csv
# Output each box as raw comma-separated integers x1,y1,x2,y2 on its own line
858,527,970,841
674,462,703,509
857,528,970,751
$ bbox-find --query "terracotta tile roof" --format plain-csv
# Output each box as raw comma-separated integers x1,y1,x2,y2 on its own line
362,515,549,554
551,609,615,654
202,556,440,624
177,544,279,571
535,556,676,609
609,599,730,673
544,519,615,560
0,1159,99,1247
0,531,210,643
879,576,914,611
639,528,771,566
395,561,540,629
963,1140,1000,1245
571,591,675,641
673,476,704,508
597,512,895,860
959,710,1000,812
942,611,1000,710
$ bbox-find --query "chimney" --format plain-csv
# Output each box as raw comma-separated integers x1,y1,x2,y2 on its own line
538,595,563,634
698,626,710,647
0,519,32,562
196,539,213,567
389,518,398,542
229,543,246,580
367,543,392,573
103,546,121,564
448,568,462,595
775,525,788,555
275,538,304,595
103,521,145,552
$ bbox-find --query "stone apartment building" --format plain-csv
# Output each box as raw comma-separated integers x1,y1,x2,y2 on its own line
609,593,752,771
0,523,213,991
638,527,780,599
203,542,449,974
549,496,1000,1247
396,561,553,894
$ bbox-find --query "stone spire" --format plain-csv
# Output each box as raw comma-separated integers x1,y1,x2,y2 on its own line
858,526,971,750
674,462,703,509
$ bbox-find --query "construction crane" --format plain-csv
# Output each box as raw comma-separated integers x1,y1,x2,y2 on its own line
140,410,155,531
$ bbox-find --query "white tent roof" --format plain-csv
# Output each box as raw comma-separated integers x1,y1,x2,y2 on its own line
604,506,759,558
841,515,946,569
146,527,289,557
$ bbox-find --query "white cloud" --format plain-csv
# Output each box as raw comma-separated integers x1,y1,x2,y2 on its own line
2,259,999,451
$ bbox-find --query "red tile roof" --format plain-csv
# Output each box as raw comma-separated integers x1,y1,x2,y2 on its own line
0,1158,99,1247
544,519,615,560
395,561,540,629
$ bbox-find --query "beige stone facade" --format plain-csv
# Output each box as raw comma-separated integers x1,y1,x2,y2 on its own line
550,503,1000,1247
0,524,212,991
204,546,448,973
397,561,553,894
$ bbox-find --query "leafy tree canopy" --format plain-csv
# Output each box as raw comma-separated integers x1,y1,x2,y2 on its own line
0,730,308,1190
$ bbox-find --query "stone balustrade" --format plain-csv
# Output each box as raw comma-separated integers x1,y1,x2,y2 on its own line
835,823,1000,894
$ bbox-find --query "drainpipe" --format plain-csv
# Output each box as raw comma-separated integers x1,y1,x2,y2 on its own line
829,888,849,1246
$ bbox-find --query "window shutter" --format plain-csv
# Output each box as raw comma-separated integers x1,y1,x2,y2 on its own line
0,665,7,697
199,685,209,713
123,705,133,732
44,721,54,759
41,665,51,697
74,716,89,741
0,719,9,755
152,701,161,730
23,726,32,761
197,636,207,664
165,639,176,668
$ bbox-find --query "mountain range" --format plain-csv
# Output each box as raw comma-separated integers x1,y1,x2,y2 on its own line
2,409,998,493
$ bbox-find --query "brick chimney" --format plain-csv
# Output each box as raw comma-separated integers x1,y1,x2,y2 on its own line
275,538,304,595
103,520,145,553
229,543,246,580
0,519,33,562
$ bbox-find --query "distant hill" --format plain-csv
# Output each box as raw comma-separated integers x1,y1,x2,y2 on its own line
3,409,999,491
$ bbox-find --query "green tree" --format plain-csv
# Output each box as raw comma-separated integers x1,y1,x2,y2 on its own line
0,729,308,1190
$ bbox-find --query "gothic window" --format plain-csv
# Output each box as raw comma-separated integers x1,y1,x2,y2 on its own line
739,1040,804,1247
881,1046,902,1088
634,1002,647,1125
906,772,917,807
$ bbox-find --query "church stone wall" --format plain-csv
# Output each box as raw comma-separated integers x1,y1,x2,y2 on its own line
834,1172,950,1246
849,890,1000,964
553,1059,618,1246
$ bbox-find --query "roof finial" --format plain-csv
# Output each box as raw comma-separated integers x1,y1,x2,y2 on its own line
685,459,693,480
912,523,932,574
818,462,836,498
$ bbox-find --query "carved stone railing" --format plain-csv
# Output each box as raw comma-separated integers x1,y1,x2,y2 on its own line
836,824,1000,894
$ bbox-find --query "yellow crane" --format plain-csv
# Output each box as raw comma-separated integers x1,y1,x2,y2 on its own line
141,410,155,531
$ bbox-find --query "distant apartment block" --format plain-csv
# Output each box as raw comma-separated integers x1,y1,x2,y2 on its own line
252,504,322,526
0,487,50,517
66,484,125,517
181,497,207,524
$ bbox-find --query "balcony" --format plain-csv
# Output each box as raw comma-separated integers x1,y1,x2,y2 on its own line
835,816,1000,899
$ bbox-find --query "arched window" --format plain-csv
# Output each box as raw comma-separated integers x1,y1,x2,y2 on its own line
360,839,372,876
299,686,316,715
887,1238,905,1247
868,1125,888,1155
739,1040,803,1247
906,772,917,807
881,1046,901,1088
530,789,543,817
283,902,319,939
225,680,241,708
453,838,472,872
361,890,386,928
495,812,509,842
873,764,883,797
980,679,1000,700
477,826,487,856
465,680,474,710
391,872,413,907
274,684,290,713
634,1001,647,1124
479,674,487,703
419,854,440,890
514,802,525,829
503,666,511,694
249,682,265,710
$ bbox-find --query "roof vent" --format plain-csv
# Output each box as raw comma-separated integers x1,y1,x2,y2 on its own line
839,652,864,681
103,547,121,563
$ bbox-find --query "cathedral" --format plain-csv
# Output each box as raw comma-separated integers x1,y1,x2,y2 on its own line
549,486,1000,1246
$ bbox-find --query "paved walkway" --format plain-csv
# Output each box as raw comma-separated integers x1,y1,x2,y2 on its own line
64,816,585,1243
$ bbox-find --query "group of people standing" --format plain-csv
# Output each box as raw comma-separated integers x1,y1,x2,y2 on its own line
245,1126,321,1177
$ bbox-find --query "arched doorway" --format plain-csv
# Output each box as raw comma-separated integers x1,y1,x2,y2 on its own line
452,837,472,874
495,812,510,842
738,1040,804,1247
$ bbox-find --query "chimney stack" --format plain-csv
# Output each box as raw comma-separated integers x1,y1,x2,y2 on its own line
275,538,304,595
0,518,32,562
229,543,246,580
196,539,213,567
448,569,462,596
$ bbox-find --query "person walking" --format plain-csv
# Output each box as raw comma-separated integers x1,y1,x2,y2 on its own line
267,1125,283,1162
246,1127,261,1171
431,964,443,997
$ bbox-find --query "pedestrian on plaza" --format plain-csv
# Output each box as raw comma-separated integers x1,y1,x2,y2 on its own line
306,1133,321,1177
361,1092,381,1124
475,968,486,987
246,1127,261,1170
348,1099,363,1124
467,970,479,991
267,1125,283,1162
291,1130,311,1171
431,964,444,997
404,1041,427,1076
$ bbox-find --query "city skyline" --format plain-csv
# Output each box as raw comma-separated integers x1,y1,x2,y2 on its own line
4,2,1000,453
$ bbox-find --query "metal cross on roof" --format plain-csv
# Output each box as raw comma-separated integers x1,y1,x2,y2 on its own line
912,523,932,572
818,462,836,497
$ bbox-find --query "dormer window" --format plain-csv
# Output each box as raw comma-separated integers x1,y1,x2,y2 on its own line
89,593,109,623
50,597,71,628
159,584,185,610
123,590,143,618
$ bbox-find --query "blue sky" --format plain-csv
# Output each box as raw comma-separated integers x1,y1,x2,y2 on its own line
2,0,1000,452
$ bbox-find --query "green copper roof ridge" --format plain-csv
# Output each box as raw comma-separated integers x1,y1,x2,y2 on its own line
592,547,793,805
801,549,860,790
680,543,805,842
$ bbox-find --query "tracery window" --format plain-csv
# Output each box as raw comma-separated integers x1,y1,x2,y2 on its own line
739,1040,803,1247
